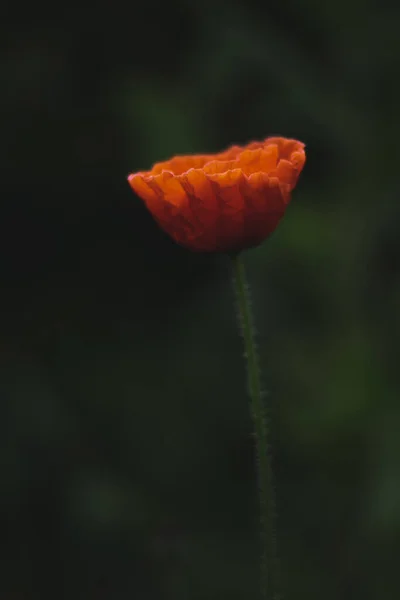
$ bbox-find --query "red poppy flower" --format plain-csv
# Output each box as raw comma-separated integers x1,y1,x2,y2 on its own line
127,137,305,253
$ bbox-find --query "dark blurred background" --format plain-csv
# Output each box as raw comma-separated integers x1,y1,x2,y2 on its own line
1,1,400,598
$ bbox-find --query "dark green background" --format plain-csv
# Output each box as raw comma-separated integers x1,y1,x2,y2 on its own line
2,1,400,598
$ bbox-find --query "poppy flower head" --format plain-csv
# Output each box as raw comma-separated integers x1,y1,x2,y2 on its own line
128,136,306,253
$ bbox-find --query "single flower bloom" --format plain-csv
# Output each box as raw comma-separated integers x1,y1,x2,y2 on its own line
127,136,305,253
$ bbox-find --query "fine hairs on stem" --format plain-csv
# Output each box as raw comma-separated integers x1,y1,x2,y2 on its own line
231,252,281,600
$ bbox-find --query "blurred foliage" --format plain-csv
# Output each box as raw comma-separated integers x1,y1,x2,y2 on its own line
1,0,400,598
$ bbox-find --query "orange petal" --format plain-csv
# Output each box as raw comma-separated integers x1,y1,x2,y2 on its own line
205,170,246,252
203,159,237,174
128,173,158,206
151,154,212,176
128,174,171,226
290,150,306,172
272,159,298,190
149,171,187,206
241,175,287,247
266,137,305,161
238,146,279,175
214,145,243,161
178,169,218,250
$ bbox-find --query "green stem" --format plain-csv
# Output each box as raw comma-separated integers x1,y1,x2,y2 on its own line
231,252,281,600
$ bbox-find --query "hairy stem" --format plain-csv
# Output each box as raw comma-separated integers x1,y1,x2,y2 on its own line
231,252,280,600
